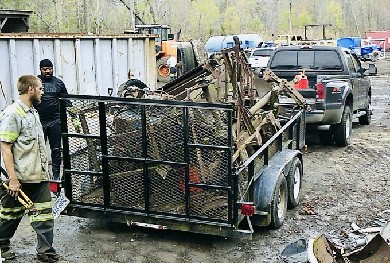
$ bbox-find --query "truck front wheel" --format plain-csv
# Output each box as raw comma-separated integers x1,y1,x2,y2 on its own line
269,175,288,229
333,105,352,146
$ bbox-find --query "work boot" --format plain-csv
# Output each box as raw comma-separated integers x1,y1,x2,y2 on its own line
1,247,16,260
36,253,69,263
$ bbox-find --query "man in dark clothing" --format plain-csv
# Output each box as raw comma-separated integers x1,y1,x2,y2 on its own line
35,59,69,181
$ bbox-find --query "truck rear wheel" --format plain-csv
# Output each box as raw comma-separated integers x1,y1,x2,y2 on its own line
333,105,352,146
269,174,288,229
287,157,302,209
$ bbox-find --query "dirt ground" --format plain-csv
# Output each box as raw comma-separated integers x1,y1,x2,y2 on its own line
7,58,390,263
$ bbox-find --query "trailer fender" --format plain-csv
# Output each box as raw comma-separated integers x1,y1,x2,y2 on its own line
252,149,302,226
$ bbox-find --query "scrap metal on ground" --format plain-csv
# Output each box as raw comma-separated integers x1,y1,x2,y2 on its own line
281,219,390,263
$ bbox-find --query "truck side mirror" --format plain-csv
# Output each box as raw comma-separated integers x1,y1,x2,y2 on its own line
168,33,174,40
368,63,377,76
359,67,367,77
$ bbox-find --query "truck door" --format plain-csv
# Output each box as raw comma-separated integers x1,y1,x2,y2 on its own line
345,53,364,109
352,54,370,110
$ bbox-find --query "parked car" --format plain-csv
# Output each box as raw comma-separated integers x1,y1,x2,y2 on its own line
248,47,275,74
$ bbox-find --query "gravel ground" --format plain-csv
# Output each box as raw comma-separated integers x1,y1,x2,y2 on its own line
6,58,390,263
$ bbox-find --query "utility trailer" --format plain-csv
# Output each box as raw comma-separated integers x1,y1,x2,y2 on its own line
49,38,308,239
55,94,305,239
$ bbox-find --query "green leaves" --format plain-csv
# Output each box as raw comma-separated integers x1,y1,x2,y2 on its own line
1,0,390,41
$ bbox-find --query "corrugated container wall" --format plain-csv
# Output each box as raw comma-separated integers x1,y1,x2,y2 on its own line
0,33,157,111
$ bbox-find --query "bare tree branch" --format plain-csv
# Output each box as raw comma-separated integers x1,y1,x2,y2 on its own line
117,0,145,24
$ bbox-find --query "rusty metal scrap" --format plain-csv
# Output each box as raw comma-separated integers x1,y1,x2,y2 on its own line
116,38,308,168
263,69,310,111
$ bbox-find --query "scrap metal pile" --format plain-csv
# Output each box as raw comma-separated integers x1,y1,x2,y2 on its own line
120,36,309,167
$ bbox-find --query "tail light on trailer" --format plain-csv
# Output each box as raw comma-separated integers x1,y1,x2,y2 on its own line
316,82,325,100
240,203,256,216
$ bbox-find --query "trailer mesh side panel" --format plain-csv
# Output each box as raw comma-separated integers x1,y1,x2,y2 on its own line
188,148,229,187
61,97,233,224
70,172,104,205
188,108,229,146
145,106,185,163
148,164,185,214
108,160,144,209
190,189,228,220
68,137,102,172
108,105,143,158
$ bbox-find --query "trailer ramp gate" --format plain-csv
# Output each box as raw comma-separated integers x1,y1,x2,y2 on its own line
60,95,239,235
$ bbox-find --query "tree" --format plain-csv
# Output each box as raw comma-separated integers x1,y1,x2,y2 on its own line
1,0,390,42
189,0,220,41
326,0,342,36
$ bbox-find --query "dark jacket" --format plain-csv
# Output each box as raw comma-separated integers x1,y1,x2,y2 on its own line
35,75,69,124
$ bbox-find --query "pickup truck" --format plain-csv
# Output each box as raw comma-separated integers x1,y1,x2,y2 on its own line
267,45,376,146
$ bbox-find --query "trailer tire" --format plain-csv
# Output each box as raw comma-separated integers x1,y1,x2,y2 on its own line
287,157,302,209
333,105,352,146
269,174,288,229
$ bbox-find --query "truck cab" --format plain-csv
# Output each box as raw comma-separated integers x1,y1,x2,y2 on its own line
267,45,375,146
126,24,198,83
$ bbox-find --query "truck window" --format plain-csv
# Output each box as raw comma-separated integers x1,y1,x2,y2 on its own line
252,49,275,57
270,51,298,69
345,54,357,74
270,50,342,70
351,54,361,70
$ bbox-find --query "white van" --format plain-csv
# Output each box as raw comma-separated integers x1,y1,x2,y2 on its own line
248,47,276,69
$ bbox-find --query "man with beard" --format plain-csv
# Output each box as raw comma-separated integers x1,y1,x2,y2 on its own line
35,59,72,181
0,75,65,262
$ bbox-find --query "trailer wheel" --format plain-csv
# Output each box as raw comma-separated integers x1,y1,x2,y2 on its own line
333,105,352,146
287,157,302,209
269,174,288,229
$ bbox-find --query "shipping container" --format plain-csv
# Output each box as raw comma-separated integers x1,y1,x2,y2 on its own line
0,33,157,111
365,31,390,50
